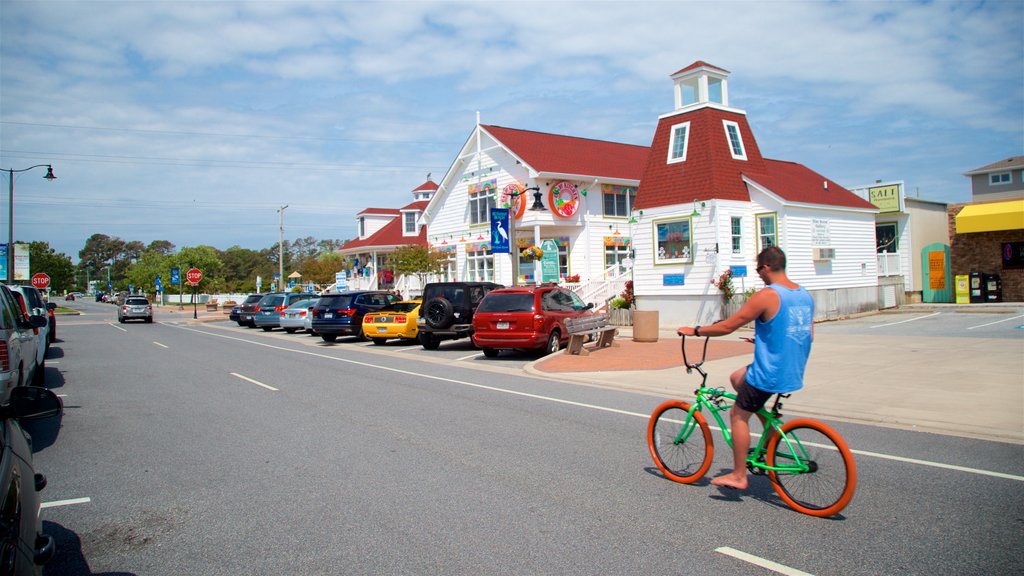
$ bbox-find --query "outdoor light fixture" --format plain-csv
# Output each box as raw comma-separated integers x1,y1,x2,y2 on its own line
5,164,56,283
528,186,546,211
690,201,705,218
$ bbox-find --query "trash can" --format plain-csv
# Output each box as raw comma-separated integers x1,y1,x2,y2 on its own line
983,273,1002,303
969,271,985,303
632,310,659,343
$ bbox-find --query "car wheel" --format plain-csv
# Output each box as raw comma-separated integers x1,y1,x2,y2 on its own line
371,338,387,346
33,359,45,386
321,334,337,342
145,316,153,323
424,297,455,329
544,331,560,356
118,317,125,324
284,328,297,334
418,332,440,350
261,326,273,332
482,348,499,358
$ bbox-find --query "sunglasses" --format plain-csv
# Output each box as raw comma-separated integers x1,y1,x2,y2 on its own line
756,264,768,273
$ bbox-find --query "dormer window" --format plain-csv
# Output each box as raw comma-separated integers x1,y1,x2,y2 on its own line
403,211,418,234
667,122,690,164
723,120,747,160
357,217,366,238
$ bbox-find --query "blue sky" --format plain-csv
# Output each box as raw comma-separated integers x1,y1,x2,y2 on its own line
2,0,1021,263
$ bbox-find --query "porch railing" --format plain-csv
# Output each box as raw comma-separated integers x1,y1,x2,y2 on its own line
877,252,901,277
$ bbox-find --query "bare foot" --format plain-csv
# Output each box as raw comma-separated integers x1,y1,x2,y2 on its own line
710,472,748,490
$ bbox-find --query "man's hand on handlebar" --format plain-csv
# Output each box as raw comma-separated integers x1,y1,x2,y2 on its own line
677,326,698,337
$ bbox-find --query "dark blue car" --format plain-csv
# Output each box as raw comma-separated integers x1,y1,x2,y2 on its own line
310,291,398,342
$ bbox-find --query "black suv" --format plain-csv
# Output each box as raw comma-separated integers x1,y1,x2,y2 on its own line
416,282,502,350
238,293,266,328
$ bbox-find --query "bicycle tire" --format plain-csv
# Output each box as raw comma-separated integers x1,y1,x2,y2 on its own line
766,418,857,517
647,400,713,484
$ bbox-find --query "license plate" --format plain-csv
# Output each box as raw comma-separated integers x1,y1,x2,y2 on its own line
497,321,509,329
377,327,387,333
324,313,333,319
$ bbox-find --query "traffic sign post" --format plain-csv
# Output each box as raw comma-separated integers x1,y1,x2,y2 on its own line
186,268,202,319
30,273,50,290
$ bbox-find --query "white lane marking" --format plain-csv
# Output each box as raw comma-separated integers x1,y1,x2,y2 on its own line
967,314,1024,330
870,312,941,328
153,341,169,348
457,352,483,361
716,547,814,576
41,497,91,509
178,325,1024,482
230,372,278,391
108,323,127,332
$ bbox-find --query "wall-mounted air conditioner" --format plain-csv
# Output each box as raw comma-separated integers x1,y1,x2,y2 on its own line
813,247,836,260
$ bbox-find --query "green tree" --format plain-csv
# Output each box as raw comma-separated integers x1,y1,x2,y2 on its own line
299,252,345,285
26,241,75,292
389,245,448,288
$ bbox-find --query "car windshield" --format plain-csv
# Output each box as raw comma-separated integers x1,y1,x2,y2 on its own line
317,295,353,309
477,293,535,313
244,295,263,304
260,295,285,307
379,302,419,313
125,298,149,305
287,299,315,310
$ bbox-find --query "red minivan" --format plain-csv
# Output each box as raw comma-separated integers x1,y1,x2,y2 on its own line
471,285,595,357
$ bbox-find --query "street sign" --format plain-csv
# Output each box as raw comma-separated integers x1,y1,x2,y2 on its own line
170,267,180,285
30,273,50,289
186,267,203,286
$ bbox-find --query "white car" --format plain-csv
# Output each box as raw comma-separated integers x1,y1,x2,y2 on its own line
279,298,317,334
8,285,50,383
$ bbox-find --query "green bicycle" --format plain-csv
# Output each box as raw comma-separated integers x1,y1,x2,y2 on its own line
647,336,857,518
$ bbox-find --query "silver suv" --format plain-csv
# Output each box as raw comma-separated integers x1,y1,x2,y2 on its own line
0,284,48,394
118,296,153,323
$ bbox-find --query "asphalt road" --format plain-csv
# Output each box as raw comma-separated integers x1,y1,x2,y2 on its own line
32,300,1024,575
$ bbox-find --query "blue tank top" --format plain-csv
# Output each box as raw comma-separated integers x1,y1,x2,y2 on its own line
746,284,814,393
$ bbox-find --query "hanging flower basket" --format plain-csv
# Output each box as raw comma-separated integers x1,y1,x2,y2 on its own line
521,245,544,262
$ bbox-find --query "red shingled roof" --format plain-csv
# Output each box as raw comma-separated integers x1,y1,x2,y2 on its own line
637,106,873,211
413,180,439,192
671,61,730,77
357,207,400,216
480,125,648,181
341,214,427,252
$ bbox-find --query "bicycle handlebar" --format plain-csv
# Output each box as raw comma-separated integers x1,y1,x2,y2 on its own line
680,333,711,373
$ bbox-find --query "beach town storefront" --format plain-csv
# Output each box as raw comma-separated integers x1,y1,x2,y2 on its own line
420,123,649,305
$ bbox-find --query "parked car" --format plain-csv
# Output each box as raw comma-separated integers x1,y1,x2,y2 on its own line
0,386,63,574
228,304,242,323
278,298,318,334
310,291,399,342
8,285,50,354
361,299,421,345
238,293,266,328
0,285,48,393
416,282,502,350
7,289,48,386
64,293,75,301
117,296,153,323
472,284,595,357
94,292,106,302
253,292,315,331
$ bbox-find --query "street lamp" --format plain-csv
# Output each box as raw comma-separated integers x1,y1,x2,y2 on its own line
506,186,545,286
5,164,56,283
278,205,288,292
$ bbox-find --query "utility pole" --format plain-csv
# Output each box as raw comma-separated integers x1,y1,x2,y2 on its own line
278,205,288,292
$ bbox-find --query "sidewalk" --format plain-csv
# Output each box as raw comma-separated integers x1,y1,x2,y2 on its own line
526,312,1024,444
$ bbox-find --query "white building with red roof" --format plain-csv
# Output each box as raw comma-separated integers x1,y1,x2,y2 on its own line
632,62,879,325
421,122,649,304
337,179,436,294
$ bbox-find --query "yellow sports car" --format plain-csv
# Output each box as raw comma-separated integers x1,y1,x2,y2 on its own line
361,299,421,345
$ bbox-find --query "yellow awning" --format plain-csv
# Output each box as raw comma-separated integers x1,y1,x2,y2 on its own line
955,199,1024,233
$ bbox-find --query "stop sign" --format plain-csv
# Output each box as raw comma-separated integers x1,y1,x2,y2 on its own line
30,273,50,290
186,267,203,286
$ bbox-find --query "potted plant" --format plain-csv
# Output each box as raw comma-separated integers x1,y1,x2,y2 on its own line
521,245,544,262
608,280,635,326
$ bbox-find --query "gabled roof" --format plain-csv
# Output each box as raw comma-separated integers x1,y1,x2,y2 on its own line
671,61,729,77
480,125,649,181
636,102,874,211
400,199,430,212
964,156,1024,176
357,207,400,217
412,180,439,192
340,214,427,253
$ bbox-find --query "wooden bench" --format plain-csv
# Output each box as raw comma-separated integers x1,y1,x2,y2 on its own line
564,313,618,356
205,300,219,312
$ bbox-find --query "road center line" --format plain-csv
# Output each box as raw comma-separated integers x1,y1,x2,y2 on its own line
716,547,814,576
870,312,940,328
178,325,1023,482
108,323,128,332
41,497,92,509
153,341,169,348
967,314,1024,330
230,372,278,391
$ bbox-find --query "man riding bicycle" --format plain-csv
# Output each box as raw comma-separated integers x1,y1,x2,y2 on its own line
677,246,814,490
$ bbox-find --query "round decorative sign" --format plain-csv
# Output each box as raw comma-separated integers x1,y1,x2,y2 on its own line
548,181,580,218
500,183,527,220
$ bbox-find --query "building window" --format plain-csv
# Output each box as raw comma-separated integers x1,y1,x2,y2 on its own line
605,241,632,275
731,216,743,254
990,172,1011,185
653,218,693,264
357,217,365,238
667,122,690,163
466,247,493,282
403,212,417,234
723,120,747,160
468,180,497,226
602,185,635,218
876,223,898,253
756,213,777,251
